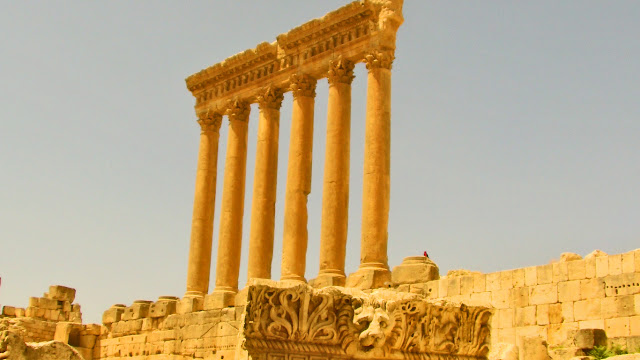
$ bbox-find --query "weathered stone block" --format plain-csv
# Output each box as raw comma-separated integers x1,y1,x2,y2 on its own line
609,254,623,275
470,291,492,305
501,270,514,290
513,268,525,288
447,276,461,296
631,316,640,336
622,251,636,273
48,285,76,302
486,272,501,291
425,280,439,298
518,335,551,360
474,274,486,292
585,257,597,279
149,299,177,318
525,266,538,286
605,317,630,337
553,262,569,283
602,295,635,318
460,275,474,295
438,278,448,298
572,328,607,350
580,278,605,300
488,342,518,360
537,304,550,325
579,319,604,330
2,306,16,316
102,305,125,324
39,297,59,310
204,292,235,309
549,303,563,324
537,264,553,284
568,259,587,280
547,322,579,346
558,280,581,302
574,298,601,321
121,301,151,320
530,283,558,305
516,306,537,327
596,255,609,278
177,296,203,314
492,289,512,309
391,256,439,285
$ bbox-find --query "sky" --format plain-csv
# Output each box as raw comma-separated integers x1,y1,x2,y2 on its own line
1,1,639,324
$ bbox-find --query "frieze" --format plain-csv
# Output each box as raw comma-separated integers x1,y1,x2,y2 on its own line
242,285,492,360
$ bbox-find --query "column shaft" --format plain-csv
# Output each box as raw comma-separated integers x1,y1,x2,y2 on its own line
316,58,355,287
212,100,250,305
247,88,283,281
346,51,394,289
185,114,222,297
281,74,317,282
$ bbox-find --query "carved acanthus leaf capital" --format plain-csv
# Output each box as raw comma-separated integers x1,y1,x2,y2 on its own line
364,50,395,71
290,73,317,99
257,86,284,110
197,112,223,133
327,57,355,85
225,99,251,122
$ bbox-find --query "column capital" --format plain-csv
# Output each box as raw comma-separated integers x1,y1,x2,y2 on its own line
289,73,317,99
197,112,223,133
364,49,395,71
225,99,251,122
327,57,355,86
257,86,284,111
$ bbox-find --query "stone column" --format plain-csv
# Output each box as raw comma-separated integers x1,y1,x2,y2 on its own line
247,87,283,281
210,100,250,307
280,74,317,282
346,50,394,289
185,113,222,297
314,58,355,288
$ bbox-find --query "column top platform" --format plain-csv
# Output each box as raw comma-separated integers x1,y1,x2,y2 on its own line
185,0,404,117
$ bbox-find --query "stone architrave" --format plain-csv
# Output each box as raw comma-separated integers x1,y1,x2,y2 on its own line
211,100,251,307
247,86,284,281
315,57,356,288
185,112,222,297
280,74,317,282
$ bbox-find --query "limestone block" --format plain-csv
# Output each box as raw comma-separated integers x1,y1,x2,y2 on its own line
631,316,640,336
102,304,125,324
121,301,151,320
622,252,636,273
15,308,25,317
596,255,610,278
72,304,81,312
572,328,607,350
609,254,623,275
497,308,515,329
150,298,178,318
204,292,235,309
585,257,597,279
568,260,587,281
2,305,16,316
512,286,530,307
580,278,605,300
586,249,608,259
397,284,410,292
579,319,604,330
391,256,439,285
424,281,441,298
487,272,501,291
549,303,564,324
470,291,492,305
83,324,102,336
460,275,474,295
39,297,59,310
602,295,635,318
516,306,537,327
501,271,514,290
488,343,518,360
553,262,570,283
574,299,602,321
563,302,576,322
513,268,525,288
605,273,640,296
448,276,461,296
605,317,630,337
438,278,448,298
492,289,512,309
530,284,558,305
28,297,40,307
525,266,538,286
538,264,553,284
559,280,582,302
547,322,579,346
537,304,550,325
474,274,487,292
518,335,551,360
177,296,204,314
561,252,583,262
48,285,76,302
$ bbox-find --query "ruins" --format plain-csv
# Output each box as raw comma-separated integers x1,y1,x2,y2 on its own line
2,1,640,359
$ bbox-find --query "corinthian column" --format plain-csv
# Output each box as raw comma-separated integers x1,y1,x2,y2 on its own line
314,57,355,288
281,74,317,282
210,99,250,307
185,112,222,297
346,50,394,289
247,87,283,281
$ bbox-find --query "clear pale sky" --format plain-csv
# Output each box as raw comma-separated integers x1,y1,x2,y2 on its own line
1,1,639,324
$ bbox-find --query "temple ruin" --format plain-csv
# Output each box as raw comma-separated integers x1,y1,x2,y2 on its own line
2,1,640,360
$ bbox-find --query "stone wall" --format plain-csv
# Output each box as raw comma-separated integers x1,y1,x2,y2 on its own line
399,249,640,349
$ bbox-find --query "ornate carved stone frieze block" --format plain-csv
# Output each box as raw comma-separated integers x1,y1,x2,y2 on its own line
243,285,492,360
257,86,284,111
328,57,356,85
226,99,251,122
289,74,317,99
197,112,223,133
364,50,395,71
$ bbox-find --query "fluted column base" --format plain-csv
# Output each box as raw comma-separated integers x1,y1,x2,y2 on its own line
345,263,391,289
